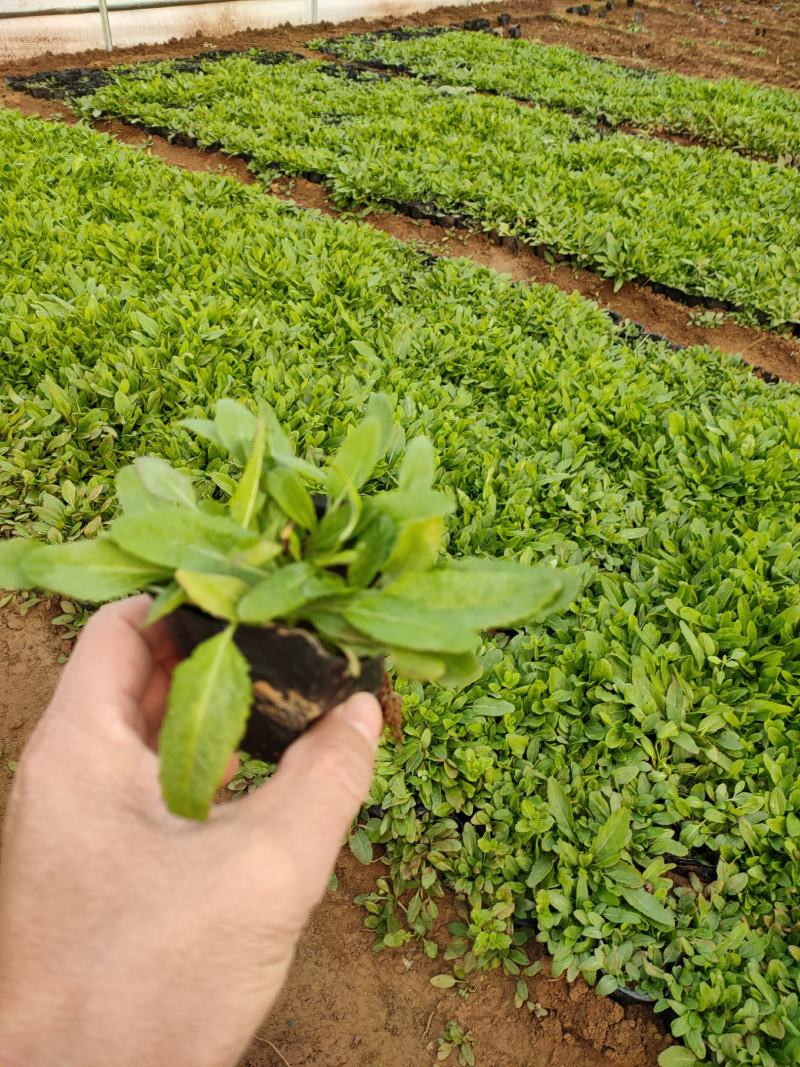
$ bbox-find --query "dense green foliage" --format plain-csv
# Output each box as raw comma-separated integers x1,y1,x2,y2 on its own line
316,29,800,162
2,109,800,1063
76,54,800,328
2,395,575,818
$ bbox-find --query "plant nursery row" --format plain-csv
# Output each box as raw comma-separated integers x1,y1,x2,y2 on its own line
45,52,800,330
317,28,800,162
1,106,800,1064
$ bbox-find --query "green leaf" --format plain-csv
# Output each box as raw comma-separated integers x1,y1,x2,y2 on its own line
0,539,39,590
592,808,631,866
343,592,477,654
381,515,445,579
547,778,575,840
109,508,260,574
430,974,457,989
596,974,619,997
214,398,258,465
133,456,196,509
326,413,384,497
175,570,247,620
178,417,224,451
364,391,395,454
622,887,675,929
347,510,396,587
383,559,575,629
658,1048,699,1067
159,626,251,820
349,827,373,864
23,539,169,601
228,416,267,528
144,582,187,626
398,436,435,492
265,467,317,529
116,465,165,514
237,562,345,624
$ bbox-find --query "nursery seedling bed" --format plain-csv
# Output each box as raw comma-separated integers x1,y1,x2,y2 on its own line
29,51,799,332
316,27,800,164
2,108,800,1064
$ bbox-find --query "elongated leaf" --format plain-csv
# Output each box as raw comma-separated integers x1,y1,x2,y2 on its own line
159,626,251,820
305,608,383,658
384,559,575,628
134,456,196,509
265,467,317,529
116,465,164,515
547,778,575,840
349,827,373,864
144,582,187,626
23,538,169,601
326,415,383,497
228,416,266,528
364,392,394,454
260,403,326,483
381,515,445,579
398,436,435,492
110,507,260,574
175,570,247,620
622,887,676,929
374,487,454,523
592,808,632,866
343,592,476,654
214,398,258,464
658,1047,699,1066
304,495,361,561
349,513,397,592
0,539,39,590
178,417,224,451
237,562,345,624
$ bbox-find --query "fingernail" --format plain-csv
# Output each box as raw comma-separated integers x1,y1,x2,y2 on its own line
334,693,383,746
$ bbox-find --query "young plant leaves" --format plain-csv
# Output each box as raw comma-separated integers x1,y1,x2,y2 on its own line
22,539,169,601
0,539,39,590
398,435,435,492
109,508,260,574
133,456,197,509
174,570,247,621
265,467,317,529
621,887,676,929
343,593,477,654
592,808,632,867
228,416,267,528
159,625,251,820
237,561,345,624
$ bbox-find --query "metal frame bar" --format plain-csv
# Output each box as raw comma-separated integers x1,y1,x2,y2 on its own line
0,0,320,43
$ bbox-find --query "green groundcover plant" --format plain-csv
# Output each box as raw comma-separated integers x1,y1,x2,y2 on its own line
0,395,577,819
3,109,800,1064
74,52,800,328
316,29,800,162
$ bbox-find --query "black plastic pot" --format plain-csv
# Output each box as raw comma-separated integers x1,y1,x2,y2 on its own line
497,12,512,25
166,606,384,763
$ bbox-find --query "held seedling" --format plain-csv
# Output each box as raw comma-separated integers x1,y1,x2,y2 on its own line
0,397,577,821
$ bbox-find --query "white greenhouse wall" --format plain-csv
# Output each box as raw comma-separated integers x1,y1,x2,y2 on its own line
0,0,457,60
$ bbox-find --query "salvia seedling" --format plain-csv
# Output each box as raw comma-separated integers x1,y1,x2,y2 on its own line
0,396,578,820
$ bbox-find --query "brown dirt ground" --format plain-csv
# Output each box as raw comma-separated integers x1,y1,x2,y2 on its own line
1,90,798,381
0,600,669,1067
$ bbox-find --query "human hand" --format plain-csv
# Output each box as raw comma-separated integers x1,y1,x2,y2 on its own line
0,595,382,1067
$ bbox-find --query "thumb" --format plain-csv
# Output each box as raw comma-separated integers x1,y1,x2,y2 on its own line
236,692,383,895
